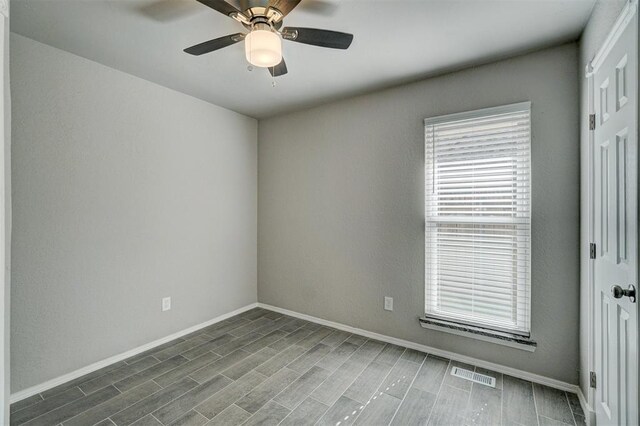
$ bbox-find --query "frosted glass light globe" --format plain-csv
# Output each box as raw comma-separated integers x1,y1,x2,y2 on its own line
245,28,282,68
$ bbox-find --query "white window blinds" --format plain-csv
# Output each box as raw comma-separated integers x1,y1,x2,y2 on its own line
424,102,531,336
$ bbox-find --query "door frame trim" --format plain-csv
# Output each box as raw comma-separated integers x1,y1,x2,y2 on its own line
583,59,597,426
584,1,639,425
586,0,639,78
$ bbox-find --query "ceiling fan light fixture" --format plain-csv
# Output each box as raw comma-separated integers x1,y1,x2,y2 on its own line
184,0,355,77
245,25,282,68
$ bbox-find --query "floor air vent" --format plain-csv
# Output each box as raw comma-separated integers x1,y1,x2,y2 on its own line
450,367,496,388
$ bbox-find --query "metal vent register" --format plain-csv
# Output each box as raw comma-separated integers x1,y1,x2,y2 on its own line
450,367,496,388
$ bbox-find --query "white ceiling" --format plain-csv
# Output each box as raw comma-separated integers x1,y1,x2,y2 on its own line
11,0,595,118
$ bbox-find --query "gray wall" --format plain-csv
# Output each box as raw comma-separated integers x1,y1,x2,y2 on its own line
10,34,257,392
3,9,11,423
258,43,580,384
578,0,627,399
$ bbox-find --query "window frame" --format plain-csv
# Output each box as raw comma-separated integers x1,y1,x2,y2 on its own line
423,101,532,338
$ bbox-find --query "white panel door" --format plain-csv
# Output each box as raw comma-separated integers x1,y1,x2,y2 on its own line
593,8,638,426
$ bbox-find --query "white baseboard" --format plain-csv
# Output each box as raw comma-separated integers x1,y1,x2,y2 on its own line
10,302,258,404
257,302,580,394
12,301,589,415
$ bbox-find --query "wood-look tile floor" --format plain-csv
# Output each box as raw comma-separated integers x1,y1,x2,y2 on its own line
11,308,585,426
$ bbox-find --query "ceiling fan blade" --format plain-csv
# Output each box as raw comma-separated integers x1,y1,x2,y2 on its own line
269,58,288,77
234,0,335,16
184,33,245,55
196,0,241,17
281,27,353,49
238,0,252,11
268,0,302,17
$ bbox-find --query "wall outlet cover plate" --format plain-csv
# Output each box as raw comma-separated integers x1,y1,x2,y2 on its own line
384,297,393,311
162,297,171,312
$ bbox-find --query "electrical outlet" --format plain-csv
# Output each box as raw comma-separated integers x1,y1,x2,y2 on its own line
384,297,393,311
162,297,171,312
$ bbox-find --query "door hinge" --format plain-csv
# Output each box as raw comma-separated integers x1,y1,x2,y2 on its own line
590,371,597,388
589,114,596,130
590,243,596,259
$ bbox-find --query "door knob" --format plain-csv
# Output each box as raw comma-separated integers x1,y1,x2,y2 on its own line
611,284,636,303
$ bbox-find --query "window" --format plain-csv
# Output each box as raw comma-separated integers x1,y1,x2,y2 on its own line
424,102,531,336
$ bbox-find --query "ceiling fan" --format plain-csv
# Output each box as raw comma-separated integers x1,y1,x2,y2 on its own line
183,0,354,77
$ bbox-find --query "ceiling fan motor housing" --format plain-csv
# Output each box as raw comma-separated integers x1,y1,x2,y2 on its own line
237,7,284,30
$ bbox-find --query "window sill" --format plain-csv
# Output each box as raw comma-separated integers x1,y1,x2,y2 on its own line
418,317,537,352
